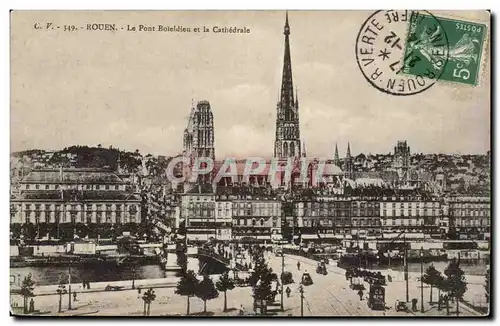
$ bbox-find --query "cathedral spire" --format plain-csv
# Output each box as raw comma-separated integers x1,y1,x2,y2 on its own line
280,11,294,111
346,142,352,159
274,11,301,158
334,143,340,166
302,140,307,157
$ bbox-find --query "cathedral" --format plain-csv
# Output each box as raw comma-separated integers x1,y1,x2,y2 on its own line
274,12,301,158
183,100,215,184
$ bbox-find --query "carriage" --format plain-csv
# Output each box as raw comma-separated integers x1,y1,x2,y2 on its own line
301,272,313,286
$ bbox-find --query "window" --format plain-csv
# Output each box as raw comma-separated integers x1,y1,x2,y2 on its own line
26,185,30,190
260,219,264,226
115,185,119,190
105,185,110,190
55,184,60,189
96,185,100,190
45,185,50,189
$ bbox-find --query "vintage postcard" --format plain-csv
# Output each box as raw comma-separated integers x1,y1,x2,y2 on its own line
10,10,491,317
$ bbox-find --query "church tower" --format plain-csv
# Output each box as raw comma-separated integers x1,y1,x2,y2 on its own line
344,142,354,179
183,100,215,184
274,12,301,158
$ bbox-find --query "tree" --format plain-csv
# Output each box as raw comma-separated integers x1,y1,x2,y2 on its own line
56,281,67,313
175,270,199,315
20,274,35,314
249,258,274,315
443,259,467,315
435,274,446,310
196,275,219,313
215,271,235,312
484,268,490,303
142,288,156,316
421,264,442,303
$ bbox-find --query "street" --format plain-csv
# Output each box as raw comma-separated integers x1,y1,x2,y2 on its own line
12,252,484,316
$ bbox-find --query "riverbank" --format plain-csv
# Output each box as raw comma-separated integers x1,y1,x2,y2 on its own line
11,276,180,298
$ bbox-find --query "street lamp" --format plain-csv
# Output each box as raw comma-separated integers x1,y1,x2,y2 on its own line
420,246,424,313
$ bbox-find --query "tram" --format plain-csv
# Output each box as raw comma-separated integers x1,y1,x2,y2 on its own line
367,284,385,310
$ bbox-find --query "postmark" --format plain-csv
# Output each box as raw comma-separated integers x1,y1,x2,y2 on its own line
355,10,449,96
404,15,487,86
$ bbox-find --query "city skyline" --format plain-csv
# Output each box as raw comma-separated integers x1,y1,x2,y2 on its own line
11,11,491,157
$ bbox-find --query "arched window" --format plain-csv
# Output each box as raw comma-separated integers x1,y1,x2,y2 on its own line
290,142,295,157
260,219,264,226
290,111,295,121
252,219,256,226
283,142,288,157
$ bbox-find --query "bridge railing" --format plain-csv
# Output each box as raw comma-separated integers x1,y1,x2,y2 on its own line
197,248,249,271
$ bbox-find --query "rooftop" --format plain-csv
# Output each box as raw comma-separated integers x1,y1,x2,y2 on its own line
21,168,125,184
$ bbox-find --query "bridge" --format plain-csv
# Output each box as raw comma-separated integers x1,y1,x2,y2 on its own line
196,248,249,274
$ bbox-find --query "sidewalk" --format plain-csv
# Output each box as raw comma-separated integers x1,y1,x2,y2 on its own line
31,277,180,296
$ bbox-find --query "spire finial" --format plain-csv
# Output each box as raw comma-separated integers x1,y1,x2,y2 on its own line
347,142,351,158
284,11,290,36
302,140,306,157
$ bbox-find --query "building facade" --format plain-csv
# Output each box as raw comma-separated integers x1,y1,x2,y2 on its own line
446,196,491,240
10,168,142,241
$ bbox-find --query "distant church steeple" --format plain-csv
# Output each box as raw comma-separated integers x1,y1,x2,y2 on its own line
274,11,301,158
344,142,354,179
334,143,340,166
302,140,307,157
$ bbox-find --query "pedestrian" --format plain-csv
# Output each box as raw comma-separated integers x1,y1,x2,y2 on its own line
73,291,78,302
286,286,291,298
395,299,400,311
137,287,142,298
411,298,418,312
297,261,301,271
358,289,364,301
29,298,35,313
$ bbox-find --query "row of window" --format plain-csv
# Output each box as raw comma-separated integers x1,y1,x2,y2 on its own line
14,204,138,213
450,210,489,217
18,214,138,224
382,202,440,209
382,209,441,217
23,184,124,191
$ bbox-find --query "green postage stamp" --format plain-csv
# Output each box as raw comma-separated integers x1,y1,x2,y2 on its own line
403,13,487,86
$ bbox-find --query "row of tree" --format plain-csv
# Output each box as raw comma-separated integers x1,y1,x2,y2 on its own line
175,270,235,315
421,260,468,314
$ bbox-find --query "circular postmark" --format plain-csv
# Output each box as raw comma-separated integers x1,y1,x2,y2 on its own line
355,10,450,96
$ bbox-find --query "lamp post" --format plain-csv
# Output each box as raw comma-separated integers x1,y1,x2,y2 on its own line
420,246,424,313
68,260,72,310
280,251,284,311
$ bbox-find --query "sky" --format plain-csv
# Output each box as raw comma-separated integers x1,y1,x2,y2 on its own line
10,10,491,158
